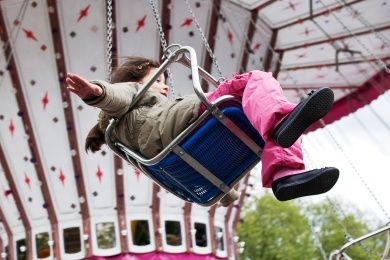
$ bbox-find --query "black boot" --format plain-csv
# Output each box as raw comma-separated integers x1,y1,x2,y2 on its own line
272,167,339,201
273,87,334,148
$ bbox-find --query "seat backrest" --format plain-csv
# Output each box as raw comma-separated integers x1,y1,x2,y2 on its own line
141,105,265,206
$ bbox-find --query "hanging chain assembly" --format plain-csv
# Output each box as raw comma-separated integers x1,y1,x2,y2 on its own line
184,0,224,80
106,0,113,82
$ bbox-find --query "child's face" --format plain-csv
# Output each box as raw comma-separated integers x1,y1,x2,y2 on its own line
141,68,169,97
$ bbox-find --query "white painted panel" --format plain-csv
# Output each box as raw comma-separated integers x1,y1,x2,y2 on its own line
116,0,160,58
0,59,49,224
123,166,152,207
260,0,353,27
1,0,81,219
212,1,251,79
277,0,390,49
57,0,116,212
168,0,213,96
278,62,377,89
0,223,8,249
282,29,390,67
0,166,24,233
159,190,185,209
245,18,272,71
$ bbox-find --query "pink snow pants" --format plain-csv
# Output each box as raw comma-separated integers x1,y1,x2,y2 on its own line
206,70,305,188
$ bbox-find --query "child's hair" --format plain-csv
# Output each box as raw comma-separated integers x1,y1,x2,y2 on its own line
85,56,160,153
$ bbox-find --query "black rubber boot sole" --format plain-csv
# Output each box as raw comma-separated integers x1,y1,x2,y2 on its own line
273,168,339,201
273,87,334,148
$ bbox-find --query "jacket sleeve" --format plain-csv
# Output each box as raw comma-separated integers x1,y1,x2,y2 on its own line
83,80,140,118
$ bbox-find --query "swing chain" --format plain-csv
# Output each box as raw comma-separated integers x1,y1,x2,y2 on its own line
183,0,224,80
106,0,113,82
149,0,167,51
149,0,176,99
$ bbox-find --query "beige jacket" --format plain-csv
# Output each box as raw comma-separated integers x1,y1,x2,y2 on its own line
84,80,201,158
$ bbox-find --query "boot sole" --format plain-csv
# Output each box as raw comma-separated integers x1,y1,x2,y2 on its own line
275,168,339,201
274,88,334,148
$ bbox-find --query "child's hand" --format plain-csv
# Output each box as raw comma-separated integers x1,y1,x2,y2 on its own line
66,73,103,100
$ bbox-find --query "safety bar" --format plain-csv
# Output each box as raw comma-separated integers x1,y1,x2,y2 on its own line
383,229,390,259
105,44,262,166
328,225,390,260
128,45,214,112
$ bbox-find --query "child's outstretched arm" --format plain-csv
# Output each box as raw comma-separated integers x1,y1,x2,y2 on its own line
66,73,103,100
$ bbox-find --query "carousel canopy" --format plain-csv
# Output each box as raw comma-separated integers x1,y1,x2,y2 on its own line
0,0,389,259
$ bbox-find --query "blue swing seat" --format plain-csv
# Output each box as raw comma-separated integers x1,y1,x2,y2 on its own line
142,105,265,205
106,45,265,206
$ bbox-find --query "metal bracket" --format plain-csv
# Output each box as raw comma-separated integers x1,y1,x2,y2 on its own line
335,48,362,71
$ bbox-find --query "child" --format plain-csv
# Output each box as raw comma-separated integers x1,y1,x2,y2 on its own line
66,56,339,202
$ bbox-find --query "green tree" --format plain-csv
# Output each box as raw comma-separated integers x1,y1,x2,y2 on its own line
237,193,319,260
237,194,387,260
304,199,386,260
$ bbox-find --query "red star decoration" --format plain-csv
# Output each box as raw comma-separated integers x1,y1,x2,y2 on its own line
301,27,315,36
59,169,66,186
9,119,15,136
22,29,38,41
180,18,193,27
24,173,31,188
77,4,91,22
379,43,387,51
134,168,141,181
42,91,49,110
227,29,233,44
316,74,325,79
358,69,367,74
96,166,103,183
136,15,147,32
253,42,262,50
284,1,301,11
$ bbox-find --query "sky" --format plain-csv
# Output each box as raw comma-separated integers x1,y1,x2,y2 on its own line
246,90,390,226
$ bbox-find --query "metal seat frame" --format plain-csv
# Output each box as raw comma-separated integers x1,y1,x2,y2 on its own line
105,45,263,206
329,224,390,260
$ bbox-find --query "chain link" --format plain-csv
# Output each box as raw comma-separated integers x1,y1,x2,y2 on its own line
318,0,390,74
106,0,113,82
183,0,224,80
149,0,167,50
148,0,176,99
